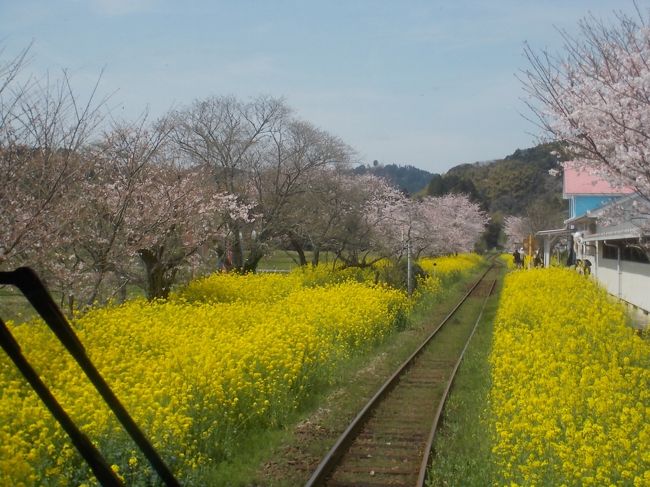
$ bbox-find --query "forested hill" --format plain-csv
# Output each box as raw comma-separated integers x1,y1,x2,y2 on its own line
352,163,434,195
427,143,566,218
352,143,567,235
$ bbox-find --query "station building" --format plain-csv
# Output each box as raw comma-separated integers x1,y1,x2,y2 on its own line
537,163,650,318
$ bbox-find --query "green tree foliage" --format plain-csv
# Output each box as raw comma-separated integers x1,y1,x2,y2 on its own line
427,170,482,205
477,219,503,252
426,143,565,217
353,163,433,195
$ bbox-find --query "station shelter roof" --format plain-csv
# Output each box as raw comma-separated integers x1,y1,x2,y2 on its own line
563,163,635,196
579,194,650,242
537,228,571,237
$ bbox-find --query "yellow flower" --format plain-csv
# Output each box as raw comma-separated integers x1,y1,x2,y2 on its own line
0,267,413,484
490,268,650,485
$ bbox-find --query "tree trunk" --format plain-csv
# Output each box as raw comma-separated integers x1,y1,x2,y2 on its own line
311,246,320,267
243,245,265,273
138,248,177,300
232,237,244,271
289,237,308,266
117,276,128,303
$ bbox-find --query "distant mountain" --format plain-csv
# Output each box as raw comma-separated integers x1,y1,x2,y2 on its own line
427,143,566,215
352,145,568,249
426,143,568,249
352,163,434,195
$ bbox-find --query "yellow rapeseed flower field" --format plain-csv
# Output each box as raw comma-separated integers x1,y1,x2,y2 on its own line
499,252,515,269
0,275,408,485
417,253,483,295
0,255,482,485
420,253,483,276
490,268,650,486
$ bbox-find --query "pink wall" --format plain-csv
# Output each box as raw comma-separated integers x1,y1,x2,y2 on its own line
563,164,634,195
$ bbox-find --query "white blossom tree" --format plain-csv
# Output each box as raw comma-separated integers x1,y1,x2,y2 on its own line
171,97,354,271
85,117,256,300
124,163,253,299
331,174,402,267
0,57,105,271
521,8,650,216
366,189,488,260
503,215,533,250
54,118,171,305
358,184,488,291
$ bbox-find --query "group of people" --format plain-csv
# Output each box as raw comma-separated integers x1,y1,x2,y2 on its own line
574,258,592,275
512,245,592,274
512,247,543,269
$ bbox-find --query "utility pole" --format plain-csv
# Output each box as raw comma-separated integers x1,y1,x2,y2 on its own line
407,238,413,296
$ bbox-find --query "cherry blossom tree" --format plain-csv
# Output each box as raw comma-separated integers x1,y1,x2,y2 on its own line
170,95,288,270
53,118,172,305
0,46,105,277
366,189,488,260
246,118,352,269
363,177,412,258
303,173,489,270
521,8,650,213
171,97,353,272
329,174,401,267
124,163,253,299
503,215,533,250
27,114,255,305
76,119,255,301
356,184,487,291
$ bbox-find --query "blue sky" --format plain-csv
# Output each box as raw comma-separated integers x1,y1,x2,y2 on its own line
0,0,636,173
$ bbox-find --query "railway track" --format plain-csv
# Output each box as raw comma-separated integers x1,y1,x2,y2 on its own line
305,264,499,487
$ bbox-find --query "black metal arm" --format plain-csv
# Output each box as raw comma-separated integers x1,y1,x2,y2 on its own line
0,267,180,487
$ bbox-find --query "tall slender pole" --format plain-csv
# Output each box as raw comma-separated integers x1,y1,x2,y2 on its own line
407,239,413,296
238,231,244,270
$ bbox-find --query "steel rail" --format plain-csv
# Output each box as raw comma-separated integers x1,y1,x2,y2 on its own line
304,262,495,487
416,276,497,486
